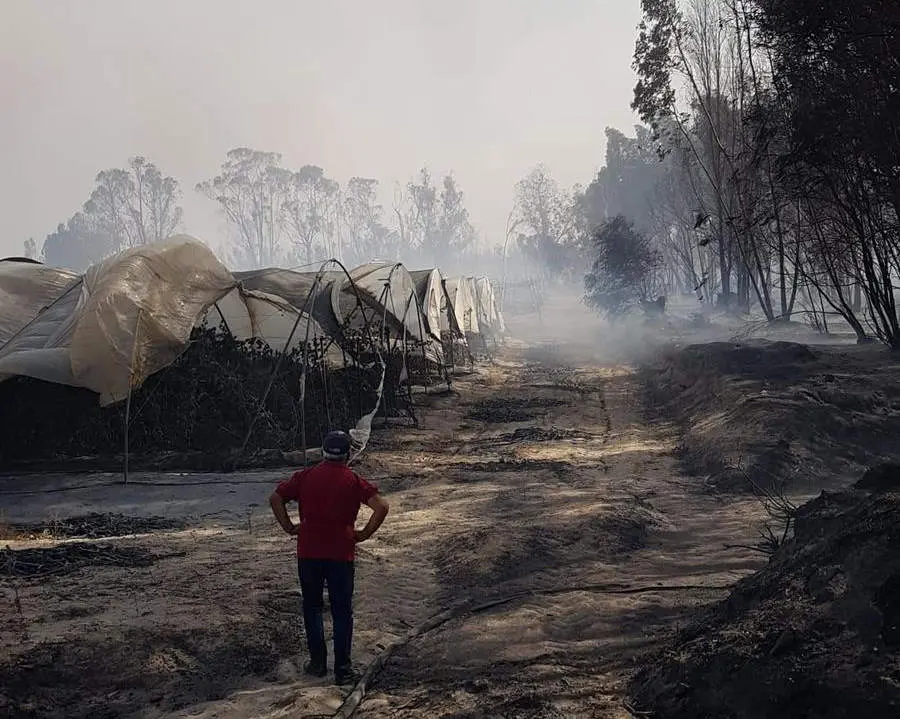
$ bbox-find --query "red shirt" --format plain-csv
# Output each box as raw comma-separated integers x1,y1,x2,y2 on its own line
275,461,379,561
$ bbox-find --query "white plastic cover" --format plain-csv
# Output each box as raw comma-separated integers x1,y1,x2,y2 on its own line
0,261,80,348
234,267,346,341
409,268,446,342
334,263,443,365
444,276,481,335
475,276,506,335
0,237,236,405
203,286,342,366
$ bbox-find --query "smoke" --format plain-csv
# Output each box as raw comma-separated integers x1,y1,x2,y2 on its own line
502,286,857,369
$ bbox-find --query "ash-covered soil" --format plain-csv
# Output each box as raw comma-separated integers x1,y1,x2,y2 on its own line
628,474,900,718
6,307,900,719
642,340,900,494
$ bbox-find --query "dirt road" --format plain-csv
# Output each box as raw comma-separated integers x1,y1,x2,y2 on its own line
1,334,772,719
349,341,764,718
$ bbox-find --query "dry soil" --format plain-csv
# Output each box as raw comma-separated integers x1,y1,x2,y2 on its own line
2,297,892,719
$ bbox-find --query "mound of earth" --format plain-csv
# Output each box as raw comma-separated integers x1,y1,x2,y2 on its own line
643,339,900,492
628,478,900,719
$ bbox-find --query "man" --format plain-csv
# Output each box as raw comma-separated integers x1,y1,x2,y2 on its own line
269,430,389,685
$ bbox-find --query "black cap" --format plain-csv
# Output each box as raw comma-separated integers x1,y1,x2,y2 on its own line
322,430,351,460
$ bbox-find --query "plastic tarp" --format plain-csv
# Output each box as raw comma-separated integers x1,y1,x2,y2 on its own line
202,286,343,367
0,260,80,348
333,263,442,366
444,276,481,335
0,237,237,405
475,276,506,335
410,268,451,341
234,268,347,344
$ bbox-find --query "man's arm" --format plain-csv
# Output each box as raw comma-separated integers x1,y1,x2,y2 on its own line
269,491,298,535
354,494,389,543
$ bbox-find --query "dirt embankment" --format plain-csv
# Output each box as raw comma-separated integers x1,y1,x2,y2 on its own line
630,339,900,717
641,340,900,493
629,473,900,719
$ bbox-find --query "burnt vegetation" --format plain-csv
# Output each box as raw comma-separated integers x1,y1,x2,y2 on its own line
620,0,900,344
0,328,386,467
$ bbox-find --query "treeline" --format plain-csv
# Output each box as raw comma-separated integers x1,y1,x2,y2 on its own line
23,147,692,289
26,151,594,279
38,158,184,272
29,153,485,274
520,0,900,347
601,0,900,346
194,151,480,271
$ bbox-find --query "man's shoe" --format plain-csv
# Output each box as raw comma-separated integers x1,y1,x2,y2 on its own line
334,665,361,686
304,660,327,678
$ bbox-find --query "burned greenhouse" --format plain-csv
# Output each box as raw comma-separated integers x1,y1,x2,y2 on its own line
0,238,503,472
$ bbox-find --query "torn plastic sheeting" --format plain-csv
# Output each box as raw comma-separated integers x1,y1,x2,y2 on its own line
349,355,386,463
475,276,506,335
0,237,237,406
204,286,342,366
334,263,444,367
0,261,81,347
444,276,481,336
234,267,347,345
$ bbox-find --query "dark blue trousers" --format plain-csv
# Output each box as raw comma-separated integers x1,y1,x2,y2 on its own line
297,559,355,671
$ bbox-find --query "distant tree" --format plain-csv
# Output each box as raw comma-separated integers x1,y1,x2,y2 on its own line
85,156,183,251
23,238,37,260
580,127,667,235
391,182,411,256
437,173,476,259
282,165,341,265
400,169,477,267
42,212,111,271
513,165,580,278
197,148,290,268
406,168,440,258
577,124,712,299
341,177,395,264
584,216,662,316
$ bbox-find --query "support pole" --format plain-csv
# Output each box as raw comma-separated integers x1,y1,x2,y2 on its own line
124,309,144,486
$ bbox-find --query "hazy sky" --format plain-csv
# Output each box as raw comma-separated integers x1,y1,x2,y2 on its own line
1,0,641,260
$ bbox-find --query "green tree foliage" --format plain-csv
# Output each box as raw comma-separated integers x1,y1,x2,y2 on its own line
632,0,680,140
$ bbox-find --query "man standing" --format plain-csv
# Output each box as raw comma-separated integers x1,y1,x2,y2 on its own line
269,430,390,685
